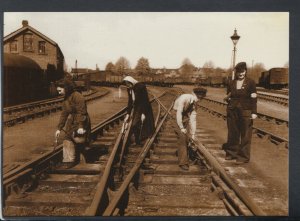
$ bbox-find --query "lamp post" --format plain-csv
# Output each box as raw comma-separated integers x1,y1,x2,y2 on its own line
230,28,240,80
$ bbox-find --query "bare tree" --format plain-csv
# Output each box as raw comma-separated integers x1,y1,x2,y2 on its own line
180,58,195,76
135,57,150,75
182,58,193,66
201,60,215,77
248,62,266,83
202,61,215,69
115,57,131,74
105,62,115,72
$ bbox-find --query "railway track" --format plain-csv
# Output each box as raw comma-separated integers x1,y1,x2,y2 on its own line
257,87,289,96
2,88,267,217
257,92,288,106
199,98,288,148
2,90,167,216
3,88,109,127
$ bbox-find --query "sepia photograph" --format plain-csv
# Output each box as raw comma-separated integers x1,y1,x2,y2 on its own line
0,9,293,218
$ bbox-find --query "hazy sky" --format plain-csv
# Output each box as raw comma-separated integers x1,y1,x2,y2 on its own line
4,12,288,70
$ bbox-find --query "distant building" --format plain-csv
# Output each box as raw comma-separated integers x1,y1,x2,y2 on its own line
3,20,65,82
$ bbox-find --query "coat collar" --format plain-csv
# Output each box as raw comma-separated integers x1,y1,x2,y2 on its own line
234,77,249,89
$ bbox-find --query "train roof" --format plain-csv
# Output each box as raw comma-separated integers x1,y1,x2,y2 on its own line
4,53,41,70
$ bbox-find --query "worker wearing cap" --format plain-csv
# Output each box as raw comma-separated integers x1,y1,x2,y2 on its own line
173,88,207,171
122,76,155,145
224,62,257,164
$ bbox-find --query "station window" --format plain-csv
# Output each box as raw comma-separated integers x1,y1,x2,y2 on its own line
23,34,33,51
38,41,46,54
10,40,18,53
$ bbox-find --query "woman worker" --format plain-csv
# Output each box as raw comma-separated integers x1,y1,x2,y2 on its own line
55,76,91,169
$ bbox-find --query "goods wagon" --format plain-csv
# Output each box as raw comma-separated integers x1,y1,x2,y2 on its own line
259,68,288,89
90,71,106,83
90,71,121,87
210,76,224,87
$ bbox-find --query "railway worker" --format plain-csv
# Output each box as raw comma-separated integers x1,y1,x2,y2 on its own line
123,76,155,145
173,87,207,171
223,62,257,164
55,76,91,169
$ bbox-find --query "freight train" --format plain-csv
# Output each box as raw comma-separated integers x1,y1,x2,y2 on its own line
196,68,288,90
197,76,228,87
258,68,288,89
89,71,174,87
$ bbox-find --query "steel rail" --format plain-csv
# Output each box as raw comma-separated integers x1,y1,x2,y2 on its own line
202,97,288,126
4,89,109,126
257,94,288,106
103,100,171,216
3,89,98,114
3,90,165,182
84,118,129,215
84,91,167,216
152,95,267,216
116,110,135,171
3,105,128,191
191,138,266,216
198,105,288,148
257,88,289,96
3,97,64,114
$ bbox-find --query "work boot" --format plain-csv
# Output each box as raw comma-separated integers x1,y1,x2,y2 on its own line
225,155,236,160
179,164,189,171
58,162,77,169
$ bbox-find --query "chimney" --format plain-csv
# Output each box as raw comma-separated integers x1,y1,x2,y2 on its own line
22,20,28,27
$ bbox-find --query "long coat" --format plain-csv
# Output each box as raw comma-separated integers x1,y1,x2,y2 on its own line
127,82,155,140
227,77,257,114
225,76,257,161
57,91,91,143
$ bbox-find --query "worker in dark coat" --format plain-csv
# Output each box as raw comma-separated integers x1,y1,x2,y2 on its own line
223,62,257,164
123,76,155,145
55,76,91,169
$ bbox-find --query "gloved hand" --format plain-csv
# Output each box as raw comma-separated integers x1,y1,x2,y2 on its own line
251,114,257,119
191,134,197,140
77,128,86,134
124,114,129,122
180,128,187,134
251,93,257,98
141,114,145,122
55,130,60,138
223,97,230,103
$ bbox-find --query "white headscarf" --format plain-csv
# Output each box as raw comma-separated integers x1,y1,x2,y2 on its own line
123,76,138,85
123,76,138,101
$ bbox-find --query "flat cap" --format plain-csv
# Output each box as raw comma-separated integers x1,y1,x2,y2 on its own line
234,62,247,73
193,87,207,97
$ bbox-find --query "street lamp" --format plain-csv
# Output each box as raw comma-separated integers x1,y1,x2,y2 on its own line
230,28,240,80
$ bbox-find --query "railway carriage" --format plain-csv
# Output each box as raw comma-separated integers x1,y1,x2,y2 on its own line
3,53,48,107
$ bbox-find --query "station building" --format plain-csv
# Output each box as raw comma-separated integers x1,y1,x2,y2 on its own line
3,20,65,82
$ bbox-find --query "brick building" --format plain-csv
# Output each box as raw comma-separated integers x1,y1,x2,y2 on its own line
3,20,65,82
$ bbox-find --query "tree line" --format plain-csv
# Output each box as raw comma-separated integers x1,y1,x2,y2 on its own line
104,56,286,80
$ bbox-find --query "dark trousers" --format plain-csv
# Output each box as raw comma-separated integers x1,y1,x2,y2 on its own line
129,123,142,145
173,113,189,166
174,127,189,166
225,107,253,162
